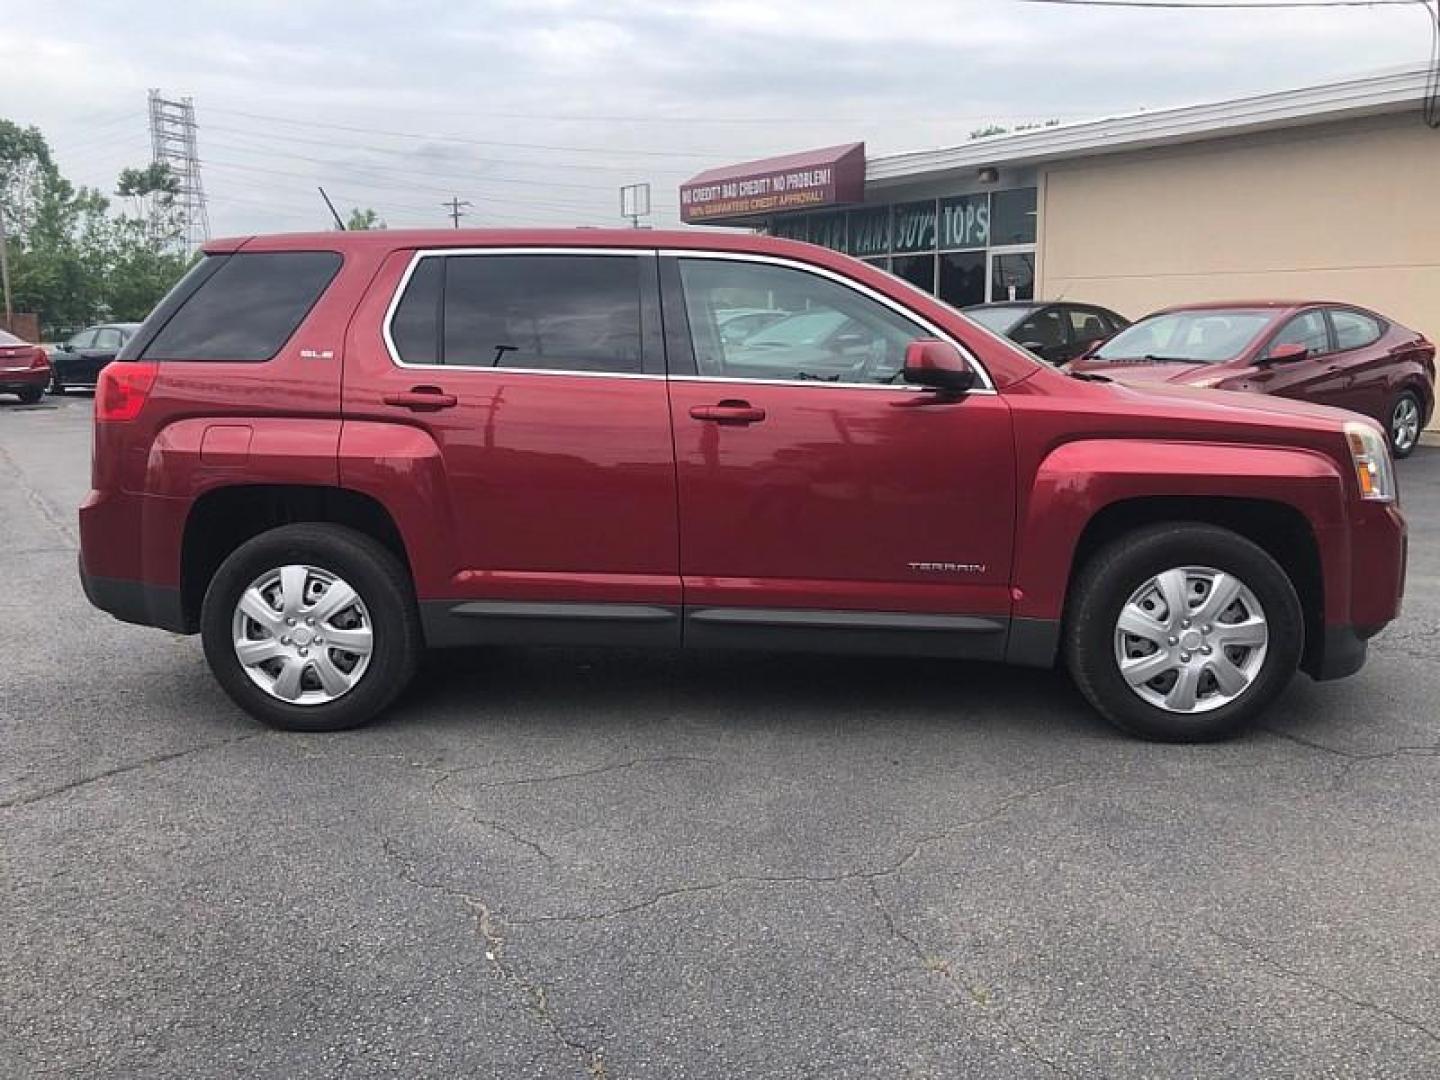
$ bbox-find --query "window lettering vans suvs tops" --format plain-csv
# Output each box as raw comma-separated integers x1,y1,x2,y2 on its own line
79,229,1407,743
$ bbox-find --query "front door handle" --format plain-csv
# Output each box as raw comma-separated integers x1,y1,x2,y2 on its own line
384,386,457,411
689,400,766,425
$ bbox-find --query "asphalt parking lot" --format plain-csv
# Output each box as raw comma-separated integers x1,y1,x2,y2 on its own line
2,392,1438,1079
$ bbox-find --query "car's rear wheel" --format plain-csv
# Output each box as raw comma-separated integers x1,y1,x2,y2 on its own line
17,386,43,404
1065,523,1303,742
1388,389,1423,459
200,524,422,732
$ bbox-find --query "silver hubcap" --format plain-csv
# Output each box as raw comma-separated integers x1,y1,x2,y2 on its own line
1392,397,1420,452
232,565,374,706
1113,566,1268,715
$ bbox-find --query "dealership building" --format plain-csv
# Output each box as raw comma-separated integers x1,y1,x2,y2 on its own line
679,65,1439,428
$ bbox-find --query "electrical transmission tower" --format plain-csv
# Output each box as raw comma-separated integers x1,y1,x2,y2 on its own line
148,89,210,252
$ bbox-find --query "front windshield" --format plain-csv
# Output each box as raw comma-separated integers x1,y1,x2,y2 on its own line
1092,310,1273,365
963,307,1033,334
745,309,847,347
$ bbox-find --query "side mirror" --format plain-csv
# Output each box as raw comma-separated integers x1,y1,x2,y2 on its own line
1018,340,1047,353
1263,342,1308,365
902,339,976,393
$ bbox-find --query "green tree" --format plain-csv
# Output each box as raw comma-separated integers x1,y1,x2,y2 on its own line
344,207,385,230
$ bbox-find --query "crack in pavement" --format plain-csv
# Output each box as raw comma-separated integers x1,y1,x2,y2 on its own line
0,732,267,809
1260,727,1440,785
510,777,1083,927
866,881,1078,1078
379,837,607,1078
431,772,555,862
1211,928,1440,1047
0,438,78,546
424,754,717,864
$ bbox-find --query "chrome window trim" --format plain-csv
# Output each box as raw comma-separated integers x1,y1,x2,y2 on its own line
381,247,657,374
379,245,996,393
661,248,996,392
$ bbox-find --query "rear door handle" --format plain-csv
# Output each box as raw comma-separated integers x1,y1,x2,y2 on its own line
689,400,766,425
384,386,457,411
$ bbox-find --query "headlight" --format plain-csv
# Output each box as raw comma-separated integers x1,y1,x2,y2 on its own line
1344,421,1396,502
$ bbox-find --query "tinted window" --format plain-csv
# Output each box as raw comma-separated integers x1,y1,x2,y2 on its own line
0,330,22,345
1269,312,1329,358
678,258,927,384
1330,310,1383,352
442,255,641,373
1067,308,1111,344
938,252,985,308
1014,308,1067,349
991,188,1037,245
69,329,96,350
391,256,442,364
990,253,1034,302
143,252,342,362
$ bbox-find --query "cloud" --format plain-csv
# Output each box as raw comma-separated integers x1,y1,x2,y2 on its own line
0,1,1423,234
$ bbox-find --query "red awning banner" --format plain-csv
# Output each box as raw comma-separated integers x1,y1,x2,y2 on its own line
680,143,866,224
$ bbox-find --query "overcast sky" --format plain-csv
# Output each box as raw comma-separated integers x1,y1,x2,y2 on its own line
2,0,1427,235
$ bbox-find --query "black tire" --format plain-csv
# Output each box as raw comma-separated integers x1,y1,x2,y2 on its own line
1388,388,1423,459
200,524,422,732
1064,523,1303,742
17,385,43,404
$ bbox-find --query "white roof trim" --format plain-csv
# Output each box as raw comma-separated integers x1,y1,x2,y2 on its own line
866,65,1433,185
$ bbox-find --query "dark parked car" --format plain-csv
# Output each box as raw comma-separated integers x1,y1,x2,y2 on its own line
80,230,1406,742
0,330,50,403
1068,301,1436,457
963,301,1128,366
49,322,142,393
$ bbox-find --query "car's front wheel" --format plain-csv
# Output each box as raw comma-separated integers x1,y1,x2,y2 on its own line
200,524,422,732
1388,389,1423,459
1065,523,1303,742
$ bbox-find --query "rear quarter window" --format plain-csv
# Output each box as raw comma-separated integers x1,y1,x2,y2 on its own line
142,251,342,362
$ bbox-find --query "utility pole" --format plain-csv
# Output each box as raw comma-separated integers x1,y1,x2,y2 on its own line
0,201,11,329
443,197,471,229
148,90,210,253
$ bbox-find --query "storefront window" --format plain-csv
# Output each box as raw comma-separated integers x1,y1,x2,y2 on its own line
990,252,1035,302
891,254,935,292
809,212,846,252
847,207,891,258
892,201,937,253
938,251,986,308
771,217,809,242
764,185,1036,303
939,195,989,250
990,188,1037,246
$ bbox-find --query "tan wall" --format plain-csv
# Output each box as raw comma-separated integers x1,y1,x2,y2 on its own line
1038,113,1440,427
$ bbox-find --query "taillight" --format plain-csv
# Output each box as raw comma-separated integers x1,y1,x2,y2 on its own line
30,347,48,369
96,362,159,422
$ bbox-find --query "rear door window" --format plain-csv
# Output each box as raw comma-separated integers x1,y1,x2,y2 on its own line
1329,309,1383,352
142,251,342,362
439,254,643,373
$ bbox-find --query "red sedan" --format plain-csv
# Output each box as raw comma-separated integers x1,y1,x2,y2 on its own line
0,330,50,404
1069,301,1435,457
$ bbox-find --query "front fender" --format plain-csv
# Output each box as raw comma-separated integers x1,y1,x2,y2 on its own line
1011,439,1350,624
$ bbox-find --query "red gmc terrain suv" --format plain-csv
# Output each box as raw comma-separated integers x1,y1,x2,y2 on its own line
79,230,1408,741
